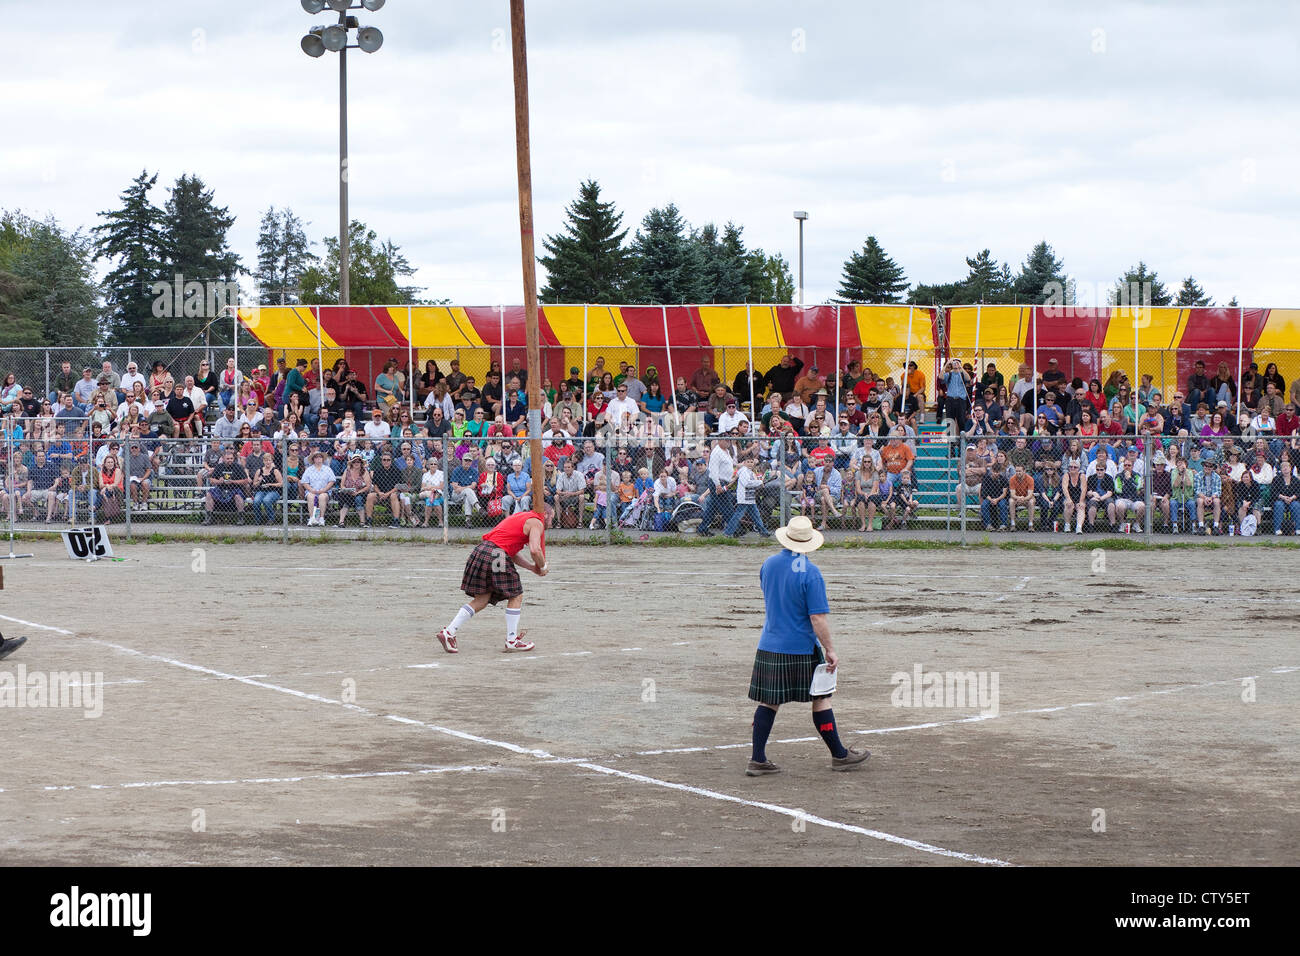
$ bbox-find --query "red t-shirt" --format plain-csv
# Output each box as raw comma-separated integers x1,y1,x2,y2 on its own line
853,380,874,404
482,510,546,556
1276,413,1299,436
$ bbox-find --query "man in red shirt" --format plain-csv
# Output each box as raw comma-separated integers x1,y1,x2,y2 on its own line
437,509,548,653
1276,403,1299,437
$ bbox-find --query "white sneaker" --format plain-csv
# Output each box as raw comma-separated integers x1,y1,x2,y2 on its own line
504,629,534,653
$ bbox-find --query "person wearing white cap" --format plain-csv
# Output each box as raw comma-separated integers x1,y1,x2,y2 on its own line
745,516,869,776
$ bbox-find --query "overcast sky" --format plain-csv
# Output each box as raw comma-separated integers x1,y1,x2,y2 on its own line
6,1,1299,306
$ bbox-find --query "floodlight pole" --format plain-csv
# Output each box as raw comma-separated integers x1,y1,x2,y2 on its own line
510,0,544,490
339,32,350,306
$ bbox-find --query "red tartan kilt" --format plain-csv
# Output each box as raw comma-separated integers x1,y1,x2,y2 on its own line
460,541,523,604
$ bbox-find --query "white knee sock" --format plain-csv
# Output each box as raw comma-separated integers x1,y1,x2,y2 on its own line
506,607,521,641
447,604,474,637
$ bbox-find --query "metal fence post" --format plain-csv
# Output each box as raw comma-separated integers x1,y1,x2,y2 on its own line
44,350,50,404
443,438,451,544
1144,439,1153,542
281,435,289,544
123,438,132,541
605,436,613,544
779,433,789,529
959,434,967,547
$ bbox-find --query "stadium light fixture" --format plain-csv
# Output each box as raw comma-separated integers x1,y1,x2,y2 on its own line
357,26,383,53
301,0,326,13
362,0,386,10
300,26,326,57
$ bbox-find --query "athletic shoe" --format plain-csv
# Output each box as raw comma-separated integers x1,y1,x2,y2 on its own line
504,630,535,652
831,747,871,771
745,760,782,776
436,628,459,654
0,634,27,661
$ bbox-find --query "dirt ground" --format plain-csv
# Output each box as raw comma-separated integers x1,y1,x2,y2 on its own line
1,539,1295,866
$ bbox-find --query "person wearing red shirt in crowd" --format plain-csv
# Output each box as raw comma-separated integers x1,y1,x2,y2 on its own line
437,508,548,654
1276,403,1300,438
587,389,608,422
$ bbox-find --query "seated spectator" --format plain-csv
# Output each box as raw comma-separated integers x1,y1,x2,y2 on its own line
1272,457,1300,535
248,454,283,525
447,449,481,522
301,451,336,525
1086,458,1116,531
1112,457,1145,532
1194,458,1222,534
979,461,1009,531
203,446,250,525
1008,463,1035,531
337,454,372,527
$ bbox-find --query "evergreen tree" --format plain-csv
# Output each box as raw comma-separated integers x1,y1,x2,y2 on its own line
837,236,908,303
907,281,965,305
161,173,242,340
627,203,706,304
1110,261,1171,306
255,206,314,305
0,211,99,345
694,222,747,303
962,248,1014,303
298,220,419,305
1013,241,1067,304
539,180,631,303
1175,275,1212,306
92,170,167,348
1227,296,1239,308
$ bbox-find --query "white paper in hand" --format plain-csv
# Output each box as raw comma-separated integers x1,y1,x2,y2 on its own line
809,663,837,696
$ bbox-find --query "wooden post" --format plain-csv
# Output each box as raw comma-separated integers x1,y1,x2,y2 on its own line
510,0,545,497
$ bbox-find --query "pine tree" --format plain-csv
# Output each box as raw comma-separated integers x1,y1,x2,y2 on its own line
93,170,167,348
0,211,99,345
694,222,747,303
837,236,908,303
255,206,314,305
161,173,242,340
1175,276,1212,307
627,203,706,304
962,249,1013,303
1110,261,1171,306
539,180,631,303
907,281,965,305
1013,241,1067,304
1227,296,1239,308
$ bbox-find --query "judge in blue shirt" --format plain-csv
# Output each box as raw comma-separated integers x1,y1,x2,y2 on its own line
745,516,870,776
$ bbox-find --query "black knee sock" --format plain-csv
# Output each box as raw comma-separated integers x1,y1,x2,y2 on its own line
814,708,848,758
751,705,777,762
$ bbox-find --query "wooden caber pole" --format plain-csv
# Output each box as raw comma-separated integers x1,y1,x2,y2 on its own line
509,0,546,498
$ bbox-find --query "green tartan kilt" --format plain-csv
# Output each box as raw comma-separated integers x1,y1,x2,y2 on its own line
748,645,829,705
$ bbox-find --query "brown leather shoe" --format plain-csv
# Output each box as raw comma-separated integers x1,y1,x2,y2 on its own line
831,747,871,771
745,760,782,776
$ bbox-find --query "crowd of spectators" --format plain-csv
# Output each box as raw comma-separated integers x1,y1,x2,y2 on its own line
2,350,1298,536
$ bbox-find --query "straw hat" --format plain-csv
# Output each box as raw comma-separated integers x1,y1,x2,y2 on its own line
775,515,825,554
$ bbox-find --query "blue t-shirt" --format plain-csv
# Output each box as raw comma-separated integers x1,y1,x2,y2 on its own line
757,549,830,655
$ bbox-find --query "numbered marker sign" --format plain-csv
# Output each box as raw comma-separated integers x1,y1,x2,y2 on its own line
61,526,113,560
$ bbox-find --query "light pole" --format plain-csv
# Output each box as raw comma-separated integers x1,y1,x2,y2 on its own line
793,210,808,307
301,0,386,306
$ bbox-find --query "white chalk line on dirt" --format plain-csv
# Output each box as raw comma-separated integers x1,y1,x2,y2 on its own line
1,765,513,796
27,619,1011,867
0,613,74,635
576,763,1013,867
623,667,1298,758
35,560,1031,583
